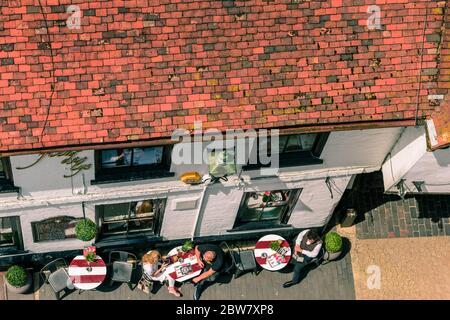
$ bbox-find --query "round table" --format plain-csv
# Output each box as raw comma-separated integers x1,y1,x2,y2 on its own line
254,234,291,271
68,255,107,290
164,246,202,282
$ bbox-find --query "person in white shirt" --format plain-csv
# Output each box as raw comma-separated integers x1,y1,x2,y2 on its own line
142,250,181,297
283,229,322,288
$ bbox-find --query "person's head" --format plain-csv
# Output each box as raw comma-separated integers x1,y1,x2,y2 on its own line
203,250,216,263
142,250,160,265
306,230,320,243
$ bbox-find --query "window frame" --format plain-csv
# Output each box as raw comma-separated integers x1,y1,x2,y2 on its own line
0,216,23,251
92,145,175,184
96,198,166,239
231,189,302,231
243,132,329,170
0,157,19,193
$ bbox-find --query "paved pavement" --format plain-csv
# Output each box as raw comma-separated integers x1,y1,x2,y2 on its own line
342,172,450,239
34,252,355,300
341,225,450,300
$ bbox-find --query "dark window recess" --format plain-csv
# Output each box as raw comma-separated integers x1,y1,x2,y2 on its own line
92,146,175,184
32,216,82,242
97,198,166,239
231,189,301,231
0,157,19,193
243,132,329,170
0,216,23,251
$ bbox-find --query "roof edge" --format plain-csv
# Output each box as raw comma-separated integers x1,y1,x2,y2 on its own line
0,119,418,157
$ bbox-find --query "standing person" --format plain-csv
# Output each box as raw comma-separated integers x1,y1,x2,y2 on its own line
141,250,181,297
283,229,322,288
192,244,225,300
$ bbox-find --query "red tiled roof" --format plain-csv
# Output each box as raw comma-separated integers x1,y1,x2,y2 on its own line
0,0,446,153
429,3,450,150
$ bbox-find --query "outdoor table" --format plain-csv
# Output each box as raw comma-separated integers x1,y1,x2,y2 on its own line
164,246,202,282
254,234,291,271
68,255,107,290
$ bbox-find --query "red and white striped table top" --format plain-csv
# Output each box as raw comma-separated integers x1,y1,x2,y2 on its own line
254,234,291,271
164,246,202,282
68,255,107,290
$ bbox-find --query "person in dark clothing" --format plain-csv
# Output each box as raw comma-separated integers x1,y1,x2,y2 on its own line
283,229,322,288
192,244,225,300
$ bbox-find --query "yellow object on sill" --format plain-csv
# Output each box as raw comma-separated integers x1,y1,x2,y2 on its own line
180,172,202,185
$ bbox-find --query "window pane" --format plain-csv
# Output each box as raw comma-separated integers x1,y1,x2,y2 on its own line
133,200,155,218
0,159,5,179
100,199,161,236
132,147,163,166
101,149,132,168
103,203,130,221
235,189,299,228
279,134,317,153
128,219,154,232
0,217,14,246
299,134,317,150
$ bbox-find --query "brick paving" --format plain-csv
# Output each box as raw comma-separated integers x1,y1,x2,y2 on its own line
342,172,450,239
35,252,355,300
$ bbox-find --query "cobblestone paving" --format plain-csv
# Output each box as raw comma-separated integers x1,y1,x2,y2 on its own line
343,172,450,239
36,253,355,300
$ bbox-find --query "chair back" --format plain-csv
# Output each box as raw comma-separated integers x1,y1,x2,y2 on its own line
219,241,236,274
108,251,137,268
40,258,68,282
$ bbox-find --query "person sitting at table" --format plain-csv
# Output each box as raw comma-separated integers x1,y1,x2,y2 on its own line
142,250,181,297
283,229,322,288
192,244,225,300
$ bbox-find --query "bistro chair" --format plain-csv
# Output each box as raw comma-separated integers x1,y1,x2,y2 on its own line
39,258,74,300
220,241,258,279
108,251,138,290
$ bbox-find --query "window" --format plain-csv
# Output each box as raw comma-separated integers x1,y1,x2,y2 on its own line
93,146,174,184
32,216,82,242
0,157,18,193
0,216,23,250
232,189,301,230
243,132,329,170
97,198,165,238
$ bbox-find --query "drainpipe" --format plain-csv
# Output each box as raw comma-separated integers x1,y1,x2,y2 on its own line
191,183,209,241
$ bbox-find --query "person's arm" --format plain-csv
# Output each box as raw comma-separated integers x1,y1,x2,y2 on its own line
295,230,309,253
301,242,322,258
193,268,215,283
195,246,204,268
152,263,169,276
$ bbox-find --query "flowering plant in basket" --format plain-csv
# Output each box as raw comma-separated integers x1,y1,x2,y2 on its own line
83,246,96,263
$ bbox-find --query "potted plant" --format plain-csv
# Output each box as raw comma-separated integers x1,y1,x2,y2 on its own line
75,219,97,241
83,246,96,272
324,231,343,261
181,240,193,253
270,240,282,252
5,265,32,294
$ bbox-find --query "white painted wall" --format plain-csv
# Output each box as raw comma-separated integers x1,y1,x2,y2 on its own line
0,126,405,254
10,151,95,197
381,126,450,194
400,148,450,193
381,126,427,191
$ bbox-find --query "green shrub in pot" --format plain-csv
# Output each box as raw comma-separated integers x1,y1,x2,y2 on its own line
75,219,97,241
325,231,343,253
6,265,28,288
